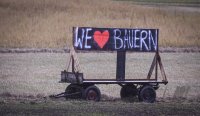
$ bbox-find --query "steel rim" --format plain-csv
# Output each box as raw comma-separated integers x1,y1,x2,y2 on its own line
143,88,155,101
87,90,97,100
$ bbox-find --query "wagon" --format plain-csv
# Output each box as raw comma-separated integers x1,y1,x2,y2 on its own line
51,27,168,103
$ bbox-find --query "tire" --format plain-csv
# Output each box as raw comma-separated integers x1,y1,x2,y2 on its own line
120,84,138,101
82,85,101,102
138,85,156,103
65,84,83,99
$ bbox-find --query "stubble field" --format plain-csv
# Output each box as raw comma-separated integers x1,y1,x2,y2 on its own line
0,52,200,115
0,0,200,48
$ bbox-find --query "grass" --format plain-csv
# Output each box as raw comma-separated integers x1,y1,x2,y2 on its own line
0,100,200,115
0,0,200,48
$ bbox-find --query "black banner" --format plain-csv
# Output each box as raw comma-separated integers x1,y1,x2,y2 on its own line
73,27,158,52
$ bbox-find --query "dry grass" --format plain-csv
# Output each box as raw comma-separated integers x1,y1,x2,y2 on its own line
0,0,200,48
0,53,200,100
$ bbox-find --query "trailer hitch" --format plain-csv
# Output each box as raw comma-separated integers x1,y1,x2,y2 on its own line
49,91,81,99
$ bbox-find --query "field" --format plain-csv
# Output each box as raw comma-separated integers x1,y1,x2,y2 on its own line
0,0,200,48
1,101,200,115
122,0,200,5
0,53,200,115
1,53,200,98
0,0,200,115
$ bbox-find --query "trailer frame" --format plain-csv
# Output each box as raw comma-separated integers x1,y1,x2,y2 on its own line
50,27,168,103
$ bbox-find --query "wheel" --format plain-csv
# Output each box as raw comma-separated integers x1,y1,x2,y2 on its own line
138,85,156,103
120,84,138,101
82,85,101,102
65,84,83,99
120,84,138,98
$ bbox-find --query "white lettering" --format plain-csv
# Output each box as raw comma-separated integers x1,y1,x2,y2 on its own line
74,27,83,49
149,30,157,51
124,30,129,49
129,30,133,48
134,30,140,48
140,30,148,51
114,29,123,49
85,28,92,49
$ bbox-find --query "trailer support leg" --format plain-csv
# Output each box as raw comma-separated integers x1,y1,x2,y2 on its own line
116,51,126,81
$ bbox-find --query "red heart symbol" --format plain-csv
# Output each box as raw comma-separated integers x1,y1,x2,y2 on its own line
93,30,109,49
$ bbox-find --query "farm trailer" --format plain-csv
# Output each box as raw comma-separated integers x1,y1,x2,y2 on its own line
51,27,168,103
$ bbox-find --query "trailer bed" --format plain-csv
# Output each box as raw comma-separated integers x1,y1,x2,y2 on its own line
82,79,167,84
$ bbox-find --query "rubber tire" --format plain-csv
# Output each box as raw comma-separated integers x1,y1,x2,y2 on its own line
82,85,101,102
138,85,156,103
65,84,83,99
120,84,138,100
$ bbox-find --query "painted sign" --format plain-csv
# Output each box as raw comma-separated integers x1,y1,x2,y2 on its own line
73,27,158,52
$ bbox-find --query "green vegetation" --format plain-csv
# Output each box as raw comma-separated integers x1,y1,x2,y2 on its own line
0,100,200,115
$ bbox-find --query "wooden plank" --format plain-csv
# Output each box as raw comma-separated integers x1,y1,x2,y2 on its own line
147,54,156,79
155,52,158,80
157,54,167,81
82,79,166,84
73,27,158,52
